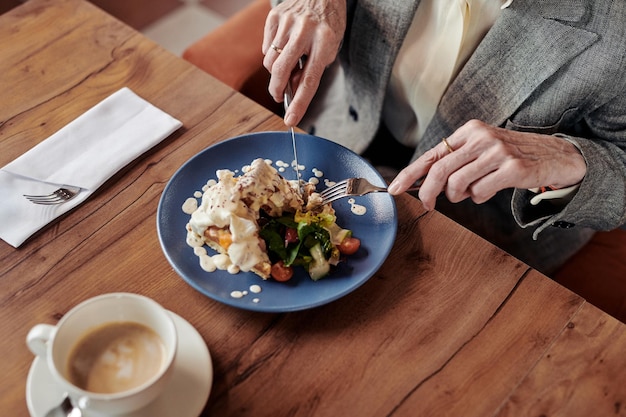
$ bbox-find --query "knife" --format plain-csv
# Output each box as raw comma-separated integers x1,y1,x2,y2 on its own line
284,59,304,196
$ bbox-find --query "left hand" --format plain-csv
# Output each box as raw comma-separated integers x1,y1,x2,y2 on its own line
387,120,587,210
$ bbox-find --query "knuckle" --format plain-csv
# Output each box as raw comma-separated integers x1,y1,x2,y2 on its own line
446,178,465,197
428,162,448,181
464,119,486,131
300,71,322,91
468,187,487,203
422,148,439,165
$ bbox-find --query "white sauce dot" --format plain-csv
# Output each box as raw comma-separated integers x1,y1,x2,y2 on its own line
193,191,203,198
291,160,305,171
227,264,240,275
249,284,262,293
182,198,198,214
230,291,244,299
348,198,367,215
253,298,260,303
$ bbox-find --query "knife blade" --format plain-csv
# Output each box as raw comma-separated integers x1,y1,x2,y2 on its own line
284,59,304,196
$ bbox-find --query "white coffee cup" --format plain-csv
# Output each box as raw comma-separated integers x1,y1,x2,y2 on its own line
26,292,177,415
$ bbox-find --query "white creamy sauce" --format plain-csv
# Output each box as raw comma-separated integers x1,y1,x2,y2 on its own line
312,168,324,178
202,179,217,193
194,247,207,256
292,160,305,172
186,229,204,247
199,254,217,272
324,179,336,187
213,254,231,270
275,160,289,173
348,198,367,216
229,286,261,301
182,198,198,215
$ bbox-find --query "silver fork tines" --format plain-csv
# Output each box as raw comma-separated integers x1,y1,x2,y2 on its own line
319,177,423,206
23,186,80,205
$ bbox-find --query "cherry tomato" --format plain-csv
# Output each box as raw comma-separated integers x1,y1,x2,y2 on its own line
284,227,299,244
271,260,294,282
338,237,361,255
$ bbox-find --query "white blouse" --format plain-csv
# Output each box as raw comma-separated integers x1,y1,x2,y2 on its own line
383,0,513,146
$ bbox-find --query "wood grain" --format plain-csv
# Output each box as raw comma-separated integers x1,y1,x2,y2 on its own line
1,1,625,416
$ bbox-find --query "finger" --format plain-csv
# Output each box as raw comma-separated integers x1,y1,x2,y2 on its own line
284,58,328,126
387,163,429,196
416,137,474,209
464,170,504,204
463,159,527,204
263,39,286,80
283,29,340,125
443,151,499,203
262,17,292,76
267,53,303,105
262,9,279,55
387,138,452,194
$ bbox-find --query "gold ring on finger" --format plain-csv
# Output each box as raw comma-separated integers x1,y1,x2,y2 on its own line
442,137,454,154
270,43,283,54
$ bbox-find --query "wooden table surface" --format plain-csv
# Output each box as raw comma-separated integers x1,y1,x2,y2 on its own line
1,0,625,416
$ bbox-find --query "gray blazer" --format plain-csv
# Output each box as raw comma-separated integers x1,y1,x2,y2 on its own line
280,0,626,273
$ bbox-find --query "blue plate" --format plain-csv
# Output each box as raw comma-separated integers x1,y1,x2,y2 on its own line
157,132,397,312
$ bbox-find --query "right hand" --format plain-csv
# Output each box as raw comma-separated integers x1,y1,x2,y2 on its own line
262,0,347,127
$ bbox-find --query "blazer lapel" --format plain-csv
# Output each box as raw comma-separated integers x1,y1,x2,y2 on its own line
420,0,599,152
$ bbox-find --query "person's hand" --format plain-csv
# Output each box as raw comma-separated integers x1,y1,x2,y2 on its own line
387,120,587,210
262,0,346,127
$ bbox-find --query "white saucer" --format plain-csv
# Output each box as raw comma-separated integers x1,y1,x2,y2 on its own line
26,311,213,417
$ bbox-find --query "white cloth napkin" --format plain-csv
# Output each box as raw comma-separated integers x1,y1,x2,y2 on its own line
0,87,182,247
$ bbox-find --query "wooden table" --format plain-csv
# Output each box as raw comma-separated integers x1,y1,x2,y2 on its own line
2,0,625,416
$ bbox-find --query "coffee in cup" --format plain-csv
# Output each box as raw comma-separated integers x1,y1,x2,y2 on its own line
67,321,166,394
27,293,177,415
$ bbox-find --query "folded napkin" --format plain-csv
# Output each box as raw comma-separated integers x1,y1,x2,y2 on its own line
0,87,182,248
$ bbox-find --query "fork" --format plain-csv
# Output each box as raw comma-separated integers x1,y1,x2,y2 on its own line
319,177,424,205
23,186,80,205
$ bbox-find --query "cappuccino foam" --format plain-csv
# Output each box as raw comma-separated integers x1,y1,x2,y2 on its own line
67,321,166,394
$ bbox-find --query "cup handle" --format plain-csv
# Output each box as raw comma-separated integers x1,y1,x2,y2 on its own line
26,324,56,357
